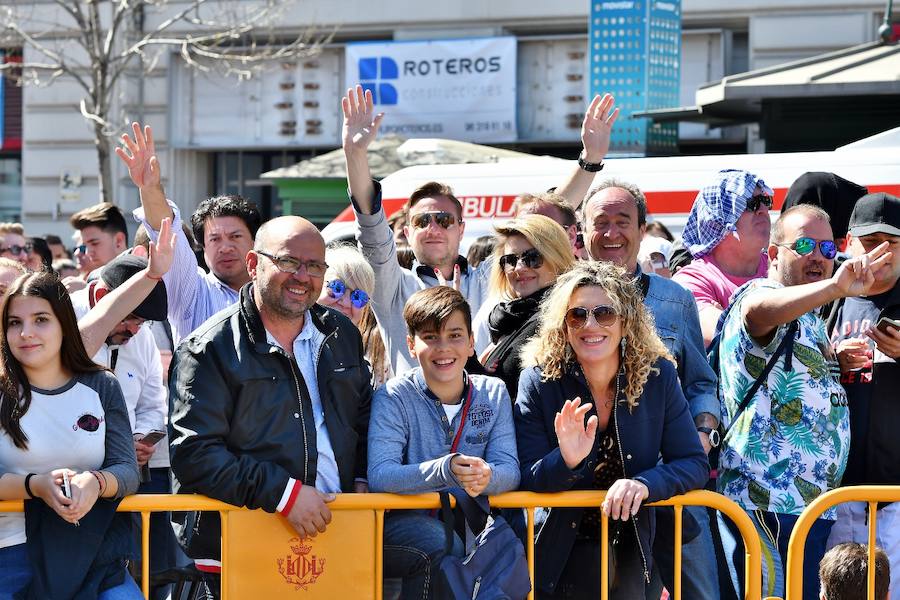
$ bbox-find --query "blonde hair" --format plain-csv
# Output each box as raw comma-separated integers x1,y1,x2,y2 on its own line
324,244,387,384
521,261,674,409
488,215,576,300
0,223,25,236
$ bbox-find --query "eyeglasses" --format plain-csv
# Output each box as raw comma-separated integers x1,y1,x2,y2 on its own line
0,244,33,256
410,211,458,230
777,237,837,260
745,195,773,213
499,248,544,271
256,251,328,278
565,305,619,329
120,314,147,329
326,279,370,309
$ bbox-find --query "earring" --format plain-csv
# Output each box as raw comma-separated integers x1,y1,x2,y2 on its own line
620,337,627,358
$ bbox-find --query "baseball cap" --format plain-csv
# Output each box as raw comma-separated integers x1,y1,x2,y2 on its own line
847,192,900,238
99,254,168,321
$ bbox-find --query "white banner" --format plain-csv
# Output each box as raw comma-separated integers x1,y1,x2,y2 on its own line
344,37,517,143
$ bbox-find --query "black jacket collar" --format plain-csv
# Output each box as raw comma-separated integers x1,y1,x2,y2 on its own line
238,283,341,353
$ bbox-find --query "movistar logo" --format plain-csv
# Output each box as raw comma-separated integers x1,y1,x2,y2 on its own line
359,57,398,105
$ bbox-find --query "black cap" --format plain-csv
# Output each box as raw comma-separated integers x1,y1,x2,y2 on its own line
99,254,168,321
848,192,900,238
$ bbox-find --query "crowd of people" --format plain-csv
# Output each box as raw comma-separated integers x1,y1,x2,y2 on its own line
0,84,897,600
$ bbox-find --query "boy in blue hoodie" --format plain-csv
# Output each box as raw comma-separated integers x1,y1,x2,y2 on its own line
368,286,520,599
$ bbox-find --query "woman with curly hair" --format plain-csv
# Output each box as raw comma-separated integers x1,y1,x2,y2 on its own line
514,261,709,599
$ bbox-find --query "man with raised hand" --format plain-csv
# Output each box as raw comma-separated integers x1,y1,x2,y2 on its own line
116,123,261,343
716,204,891,600
342,85,492,375
581,177,721,600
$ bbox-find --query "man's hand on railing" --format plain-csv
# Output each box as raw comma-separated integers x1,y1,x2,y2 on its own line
602,479,650,522
285,485,335,539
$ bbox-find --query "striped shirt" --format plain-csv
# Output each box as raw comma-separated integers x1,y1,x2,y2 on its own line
133,200,239,345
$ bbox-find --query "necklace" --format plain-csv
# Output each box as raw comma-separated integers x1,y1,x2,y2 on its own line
603,368,622,408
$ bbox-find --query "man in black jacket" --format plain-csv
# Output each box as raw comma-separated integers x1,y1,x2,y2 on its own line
169,215,372,577
827,193,900,595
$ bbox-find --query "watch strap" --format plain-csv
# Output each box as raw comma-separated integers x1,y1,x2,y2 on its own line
578,152,605,173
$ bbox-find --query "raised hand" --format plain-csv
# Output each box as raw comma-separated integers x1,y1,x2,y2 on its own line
434,264,462,292
342,85,384,155
554,397,598,470
115,122,160,190
147,217,176,279
581,94,620,163
834,241,892,297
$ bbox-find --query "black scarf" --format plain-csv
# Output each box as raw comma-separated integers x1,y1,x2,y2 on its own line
487,286,551,344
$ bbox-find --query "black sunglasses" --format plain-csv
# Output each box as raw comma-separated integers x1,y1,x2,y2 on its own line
565,305,619,329
745,195,773,213
0,244,33,256
410,211,458,230
776,237,837,260
499,248,544,271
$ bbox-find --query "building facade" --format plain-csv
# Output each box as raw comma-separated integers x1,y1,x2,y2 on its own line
10,0,886,239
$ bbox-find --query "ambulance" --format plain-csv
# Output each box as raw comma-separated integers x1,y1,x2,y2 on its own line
323,127,900,250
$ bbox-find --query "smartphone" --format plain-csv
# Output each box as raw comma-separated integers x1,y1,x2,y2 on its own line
876,316,900,333
139,430,166,446
62,471,72,499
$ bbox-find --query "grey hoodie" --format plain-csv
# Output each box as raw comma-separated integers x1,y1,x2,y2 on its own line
367,369,520,495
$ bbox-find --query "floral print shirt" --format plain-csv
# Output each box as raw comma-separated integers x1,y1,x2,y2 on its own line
717,280,849,519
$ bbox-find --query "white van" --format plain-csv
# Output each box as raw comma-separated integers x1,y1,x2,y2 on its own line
323,127,900,250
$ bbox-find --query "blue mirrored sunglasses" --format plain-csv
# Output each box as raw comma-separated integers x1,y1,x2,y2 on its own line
326,279,370,309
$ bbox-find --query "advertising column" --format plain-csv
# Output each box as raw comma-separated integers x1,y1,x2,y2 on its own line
589,0,681,155
344,37,518,143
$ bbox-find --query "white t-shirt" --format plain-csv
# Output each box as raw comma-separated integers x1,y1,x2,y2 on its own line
442,402,464,423
0,379,107,548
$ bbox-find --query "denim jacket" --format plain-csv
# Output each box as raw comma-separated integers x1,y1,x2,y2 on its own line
639,267,720,421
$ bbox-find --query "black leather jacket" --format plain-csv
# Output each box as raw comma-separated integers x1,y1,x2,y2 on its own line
169,284,372,561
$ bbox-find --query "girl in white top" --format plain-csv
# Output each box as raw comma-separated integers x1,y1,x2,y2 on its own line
0,272,140,599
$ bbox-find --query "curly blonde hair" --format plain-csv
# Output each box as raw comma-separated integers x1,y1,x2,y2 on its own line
521,261,675,410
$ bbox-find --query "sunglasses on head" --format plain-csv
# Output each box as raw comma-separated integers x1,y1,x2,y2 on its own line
410,211,458,230
499,248,544,271
565,305,619,329
745,195,774,213
326,279,370,309
777,237,837,260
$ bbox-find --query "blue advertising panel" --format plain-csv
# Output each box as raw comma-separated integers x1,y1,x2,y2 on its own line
589,0,681,155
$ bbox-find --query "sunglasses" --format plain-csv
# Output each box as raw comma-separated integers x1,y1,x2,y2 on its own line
410,211,458,230
499,248,544,271
326,279,370,309
745,195,774,213
777,237,837,260
0,244,33,256
565,305,619,329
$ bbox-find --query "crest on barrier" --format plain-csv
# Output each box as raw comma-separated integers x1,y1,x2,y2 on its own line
277,537,326,590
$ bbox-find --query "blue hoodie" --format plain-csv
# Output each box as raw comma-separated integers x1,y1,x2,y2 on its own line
367,368,520,495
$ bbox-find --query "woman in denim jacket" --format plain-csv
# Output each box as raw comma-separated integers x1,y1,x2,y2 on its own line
514,261,709,599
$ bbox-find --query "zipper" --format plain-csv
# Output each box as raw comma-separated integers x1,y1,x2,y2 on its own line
287,358,310,485
612,389,650,584
472,576,482,599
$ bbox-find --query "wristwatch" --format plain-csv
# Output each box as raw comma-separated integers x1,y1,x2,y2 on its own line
577,152,605,173
696,427,720,448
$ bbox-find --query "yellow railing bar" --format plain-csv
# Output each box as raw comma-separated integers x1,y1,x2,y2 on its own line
0,489,760,600
785,486,900,600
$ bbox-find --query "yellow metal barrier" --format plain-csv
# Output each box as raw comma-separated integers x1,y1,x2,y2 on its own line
0,490,761,600
786,486,900,600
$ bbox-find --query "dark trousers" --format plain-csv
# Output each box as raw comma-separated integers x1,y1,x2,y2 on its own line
540,535,649,600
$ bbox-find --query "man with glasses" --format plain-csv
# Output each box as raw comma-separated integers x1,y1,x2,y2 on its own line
674,169,774,347
342,86,491,375
169,216,371,593
825,192,900,598
715,204,892,600
0,222,31,266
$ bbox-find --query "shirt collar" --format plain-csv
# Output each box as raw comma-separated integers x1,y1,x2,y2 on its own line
264,310,313,351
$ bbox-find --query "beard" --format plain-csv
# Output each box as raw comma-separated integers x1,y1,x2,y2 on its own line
258,279,317,321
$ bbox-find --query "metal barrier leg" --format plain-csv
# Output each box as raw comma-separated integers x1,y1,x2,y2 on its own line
868,502,878,600
219,511,228,600
376,509,384,600
601,515,609,600
527,508,535,600
674,505,682,600
141,511,151,600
